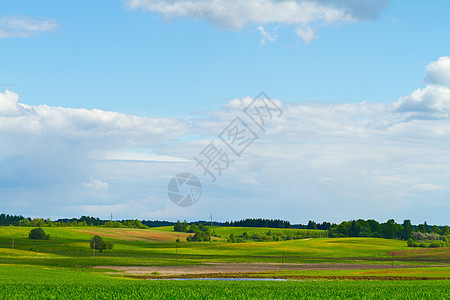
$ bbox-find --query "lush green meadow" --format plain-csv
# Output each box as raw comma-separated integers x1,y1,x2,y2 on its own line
0,226,422,267
0,226,449,299
0,264,449,300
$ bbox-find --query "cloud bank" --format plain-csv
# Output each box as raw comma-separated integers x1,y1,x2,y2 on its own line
1,56,449,224
127,0,388,44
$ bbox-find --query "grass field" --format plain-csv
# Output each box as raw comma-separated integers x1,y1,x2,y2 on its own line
0,264,449,299
0,226,448,267
0,226,448,299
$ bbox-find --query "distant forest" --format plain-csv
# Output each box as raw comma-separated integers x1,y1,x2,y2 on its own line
1,213,448,242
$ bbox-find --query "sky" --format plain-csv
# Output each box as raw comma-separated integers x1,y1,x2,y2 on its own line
0,0,449,225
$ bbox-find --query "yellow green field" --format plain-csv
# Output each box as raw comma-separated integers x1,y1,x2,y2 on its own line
0,225,448,299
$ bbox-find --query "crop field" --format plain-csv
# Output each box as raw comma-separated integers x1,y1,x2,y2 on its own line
0,226,448,299
1,264,449,300
0,226,424,265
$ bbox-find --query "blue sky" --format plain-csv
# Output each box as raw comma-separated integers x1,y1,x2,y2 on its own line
1,1,450,224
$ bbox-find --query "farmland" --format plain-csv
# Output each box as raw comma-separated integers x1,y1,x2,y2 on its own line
0,225,449,299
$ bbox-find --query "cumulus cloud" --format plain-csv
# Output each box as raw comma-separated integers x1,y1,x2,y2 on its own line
394,57,450,114
2,57,450,223
0,15,58,38
0,89,189,190
394,85,450,114
426,56,450,86
127,0,387,44
0,90,187,145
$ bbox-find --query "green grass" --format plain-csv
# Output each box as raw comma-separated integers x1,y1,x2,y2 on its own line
0,226,446,268
0,264,449,299
0,226,449,298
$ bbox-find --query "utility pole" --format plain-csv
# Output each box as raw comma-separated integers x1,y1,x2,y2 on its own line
110,212,113,222
210,214,213,243
176,234,179,262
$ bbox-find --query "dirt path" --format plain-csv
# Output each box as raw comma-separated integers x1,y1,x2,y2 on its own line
94,263,431,276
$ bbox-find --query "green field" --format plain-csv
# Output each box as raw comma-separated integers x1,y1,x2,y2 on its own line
0,226,426,266
0,226,449,299
0,265,449,299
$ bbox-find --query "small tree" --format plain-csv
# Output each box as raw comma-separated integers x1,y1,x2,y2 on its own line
19,218,31,227
90,235,114,252
29,228,50,240
407,238,417,247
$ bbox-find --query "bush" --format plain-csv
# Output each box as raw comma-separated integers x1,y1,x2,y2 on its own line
29,228,50,240
407,238,417,247
411,232,443,241
429,241,442,248
185,223,211,242
89,235,114,252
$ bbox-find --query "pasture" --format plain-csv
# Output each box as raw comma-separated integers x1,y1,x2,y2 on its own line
0,225,448,299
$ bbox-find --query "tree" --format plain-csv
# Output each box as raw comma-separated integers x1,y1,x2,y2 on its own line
358,226,372,237
337,221,351,237
349,220,360,237
431,225,441,235
89,235,114,252
401,220,414,240
442,226,449,237
31,218,46,227
366,219,381,234
381,219,396,239
174,220,188,232
307,220,317,230
29,228,50,240
417,223,427,233
185,223,211,242
18,218,31,227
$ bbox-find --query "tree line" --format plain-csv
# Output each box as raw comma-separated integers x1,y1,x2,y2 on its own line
0,214,168,228
225,218,291,228
2,213,449,243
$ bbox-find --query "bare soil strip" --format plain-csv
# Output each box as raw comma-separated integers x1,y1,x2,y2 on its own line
94,263,440,276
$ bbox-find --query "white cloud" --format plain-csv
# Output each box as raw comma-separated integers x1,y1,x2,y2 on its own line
393,85,450,114
2,57,450,224
295,27,317,44
393,57,450,114
0,89,21,115
0,15,58,38
257,26,277,45
426,56,450,86
0,90,187,145
127,0,387,44
84,179,109,191
0,89,189,191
